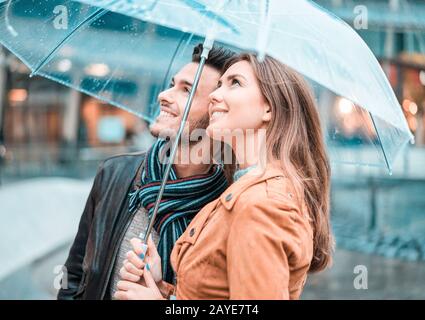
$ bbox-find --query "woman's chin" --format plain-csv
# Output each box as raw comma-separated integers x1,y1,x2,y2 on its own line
206,124,226,141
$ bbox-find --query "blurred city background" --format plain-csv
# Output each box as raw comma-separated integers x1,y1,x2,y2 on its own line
0,0,424,299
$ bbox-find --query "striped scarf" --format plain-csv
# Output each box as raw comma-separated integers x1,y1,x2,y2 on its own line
128,139,228,283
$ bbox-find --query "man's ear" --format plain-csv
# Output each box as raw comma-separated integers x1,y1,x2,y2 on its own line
262,103,272,122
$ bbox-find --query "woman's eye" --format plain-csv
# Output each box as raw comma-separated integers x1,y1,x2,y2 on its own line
184,87,191,93
231,79,241,87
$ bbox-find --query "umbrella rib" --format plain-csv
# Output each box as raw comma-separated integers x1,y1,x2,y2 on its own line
30,8,108,77
178,0,239,34
369,111,392,174
142,33,193,119
4,0,18,37
160,33,192,91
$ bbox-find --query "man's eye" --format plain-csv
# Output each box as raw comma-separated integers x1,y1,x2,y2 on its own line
184,87,191,93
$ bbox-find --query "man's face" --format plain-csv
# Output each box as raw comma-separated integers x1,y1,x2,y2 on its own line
149,62,221,138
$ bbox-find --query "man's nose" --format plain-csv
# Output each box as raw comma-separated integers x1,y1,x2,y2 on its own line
158,88,174,105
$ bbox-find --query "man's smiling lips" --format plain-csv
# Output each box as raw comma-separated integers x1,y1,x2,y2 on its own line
158,110,176,118
158,105,178,119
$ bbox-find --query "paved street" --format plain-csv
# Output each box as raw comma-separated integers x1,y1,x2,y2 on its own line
0,177,92,299
303,249,425,299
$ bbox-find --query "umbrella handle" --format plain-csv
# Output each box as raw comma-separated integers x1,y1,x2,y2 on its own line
141,37,215,244
138,243,149,261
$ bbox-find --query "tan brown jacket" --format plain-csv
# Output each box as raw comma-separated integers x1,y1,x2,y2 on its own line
168,163,314,299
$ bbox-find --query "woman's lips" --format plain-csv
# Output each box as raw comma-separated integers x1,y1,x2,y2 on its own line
210,110,228,122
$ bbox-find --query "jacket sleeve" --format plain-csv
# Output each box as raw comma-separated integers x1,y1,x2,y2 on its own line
226,197,303,300
57,161,105,300
158,280,176,299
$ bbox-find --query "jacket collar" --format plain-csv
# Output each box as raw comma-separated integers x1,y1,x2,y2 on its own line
220,162,285,211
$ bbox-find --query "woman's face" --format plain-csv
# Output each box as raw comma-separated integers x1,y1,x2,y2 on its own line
206,60,271,138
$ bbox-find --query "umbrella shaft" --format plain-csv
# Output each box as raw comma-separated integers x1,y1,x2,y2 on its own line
142,42,213,244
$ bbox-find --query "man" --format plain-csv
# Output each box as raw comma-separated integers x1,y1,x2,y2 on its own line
57,44,235,300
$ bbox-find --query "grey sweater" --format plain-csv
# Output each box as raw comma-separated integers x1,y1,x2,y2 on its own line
110,207,160,298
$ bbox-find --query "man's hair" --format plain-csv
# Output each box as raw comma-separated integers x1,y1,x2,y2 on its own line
191,43,237,184
192,43,236,72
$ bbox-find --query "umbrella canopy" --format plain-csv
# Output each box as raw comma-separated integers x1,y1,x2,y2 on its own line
0,0,413,172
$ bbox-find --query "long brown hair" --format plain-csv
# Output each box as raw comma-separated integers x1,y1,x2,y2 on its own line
223,54,334,272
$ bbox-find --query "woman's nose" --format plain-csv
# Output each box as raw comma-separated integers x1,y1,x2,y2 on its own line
209,88,223,104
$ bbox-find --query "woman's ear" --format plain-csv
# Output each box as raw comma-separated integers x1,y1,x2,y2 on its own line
262,103,272,122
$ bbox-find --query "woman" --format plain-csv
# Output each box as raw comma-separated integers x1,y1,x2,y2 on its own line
114,53,334,300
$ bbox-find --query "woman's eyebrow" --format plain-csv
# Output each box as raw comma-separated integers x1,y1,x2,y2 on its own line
226,73,247,81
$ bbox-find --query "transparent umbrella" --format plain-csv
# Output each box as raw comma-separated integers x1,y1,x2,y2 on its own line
0,0,414,242
0,0,413,170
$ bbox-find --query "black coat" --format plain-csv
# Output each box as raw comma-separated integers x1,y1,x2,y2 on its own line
57,151,146,300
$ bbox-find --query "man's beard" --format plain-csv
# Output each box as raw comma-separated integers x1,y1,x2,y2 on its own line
190,113,210,132
152,112,210,141
180,112,210,146
153,113,212,166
